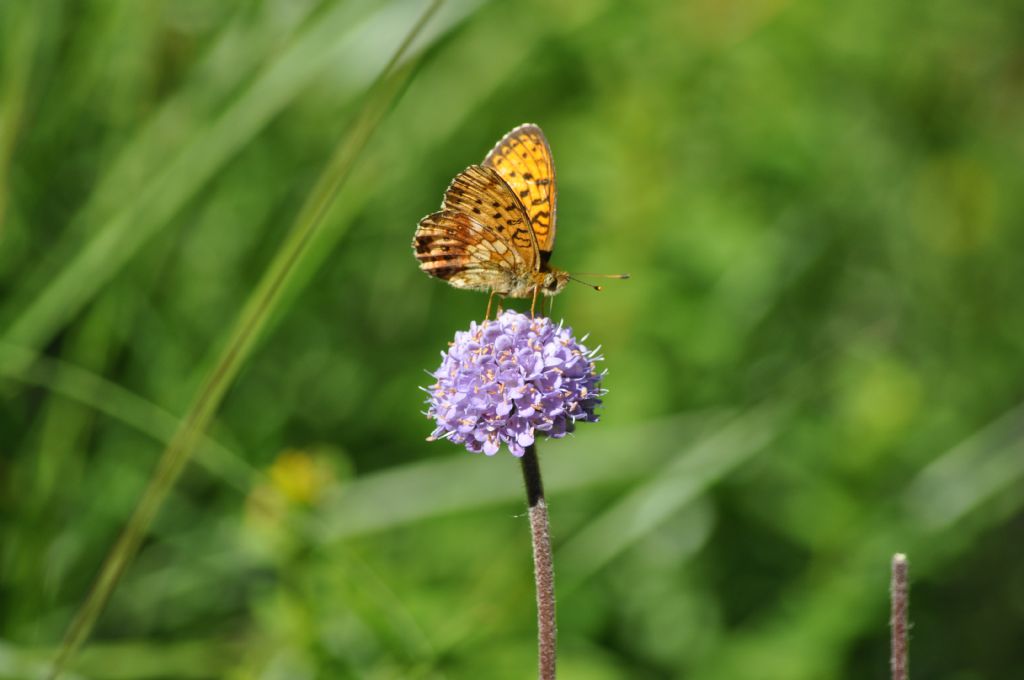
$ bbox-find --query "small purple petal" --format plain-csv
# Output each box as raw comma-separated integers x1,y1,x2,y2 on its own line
516,430,535,448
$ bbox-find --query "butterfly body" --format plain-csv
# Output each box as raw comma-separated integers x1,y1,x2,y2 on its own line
413,124,567,299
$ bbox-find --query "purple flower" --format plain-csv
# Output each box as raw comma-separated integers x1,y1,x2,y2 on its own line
423,311,605,457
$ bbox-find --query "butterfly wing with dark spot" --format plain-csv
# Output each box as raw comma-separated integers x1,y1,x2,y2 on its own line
413,165,536,293
483,124,557,262
439,164,539,270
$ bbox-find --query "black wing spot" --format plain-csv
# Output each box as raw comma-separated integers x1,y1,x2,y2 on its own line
491,201,500,208
536,178,551,186
519,189,529,198
432,267,457,280
472,207,481,214
522,172,533,180
492,212,502,219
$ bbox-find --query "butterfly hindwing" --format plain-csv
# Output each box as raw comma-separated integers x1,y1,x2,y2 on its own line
413,168,535,292
414,211,526,291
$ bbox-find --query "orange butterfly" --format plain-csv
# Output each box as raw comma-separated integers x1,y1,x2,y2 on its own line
413,124,570,313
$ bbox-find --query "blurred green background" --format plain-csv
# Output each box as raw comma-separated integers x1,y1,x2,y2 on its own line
2,0,1023,678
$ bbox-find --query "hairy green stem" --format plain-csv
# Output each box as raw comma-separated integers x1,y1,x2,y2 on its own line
890,553,909,680
520,443,557,679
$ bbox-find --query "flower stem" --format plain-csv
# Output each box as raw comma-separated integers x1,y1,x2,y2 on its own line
890,553,909,680
520,443,556,679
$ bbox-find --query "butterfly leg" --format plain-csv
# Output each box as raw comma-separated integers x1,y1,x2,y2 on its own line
530,285,540,318
485,291,497,321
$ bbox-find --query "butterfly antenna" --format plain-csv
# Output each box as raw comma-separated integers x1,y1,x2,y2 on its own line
568,276,604,292
568,272,630,292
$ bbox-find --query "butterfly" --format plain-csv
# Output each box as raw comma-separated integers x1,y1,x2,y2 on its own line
412,124,569,312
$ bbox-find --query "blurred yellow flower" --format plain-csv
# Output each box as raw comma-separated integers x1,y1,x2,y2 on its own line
268,448,335,505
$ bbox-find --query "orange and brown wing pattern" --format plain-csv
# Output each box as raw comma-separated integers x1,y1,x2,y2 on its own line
483,124,557,259
413,165,535,293
413,211,524,292
440,164,538,269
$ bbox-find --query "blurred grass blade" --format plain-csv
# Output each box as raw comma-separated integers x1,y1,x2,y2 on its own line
0,342,256,493
0,2,40,234
0,640,88,680
691,401,1024,680
46,2,444,677
903,400,1024,532
0,0,461,377
1,635,242,680
557,404,784,592
316,410,730,542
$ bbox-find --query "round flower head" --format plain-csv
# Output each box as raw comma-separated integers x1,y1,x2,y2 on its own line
423,311,605,457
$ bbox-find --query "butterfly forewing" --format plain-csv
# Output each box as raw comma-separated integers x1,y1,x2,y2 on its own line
413,210,527,292
483,124,557,259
